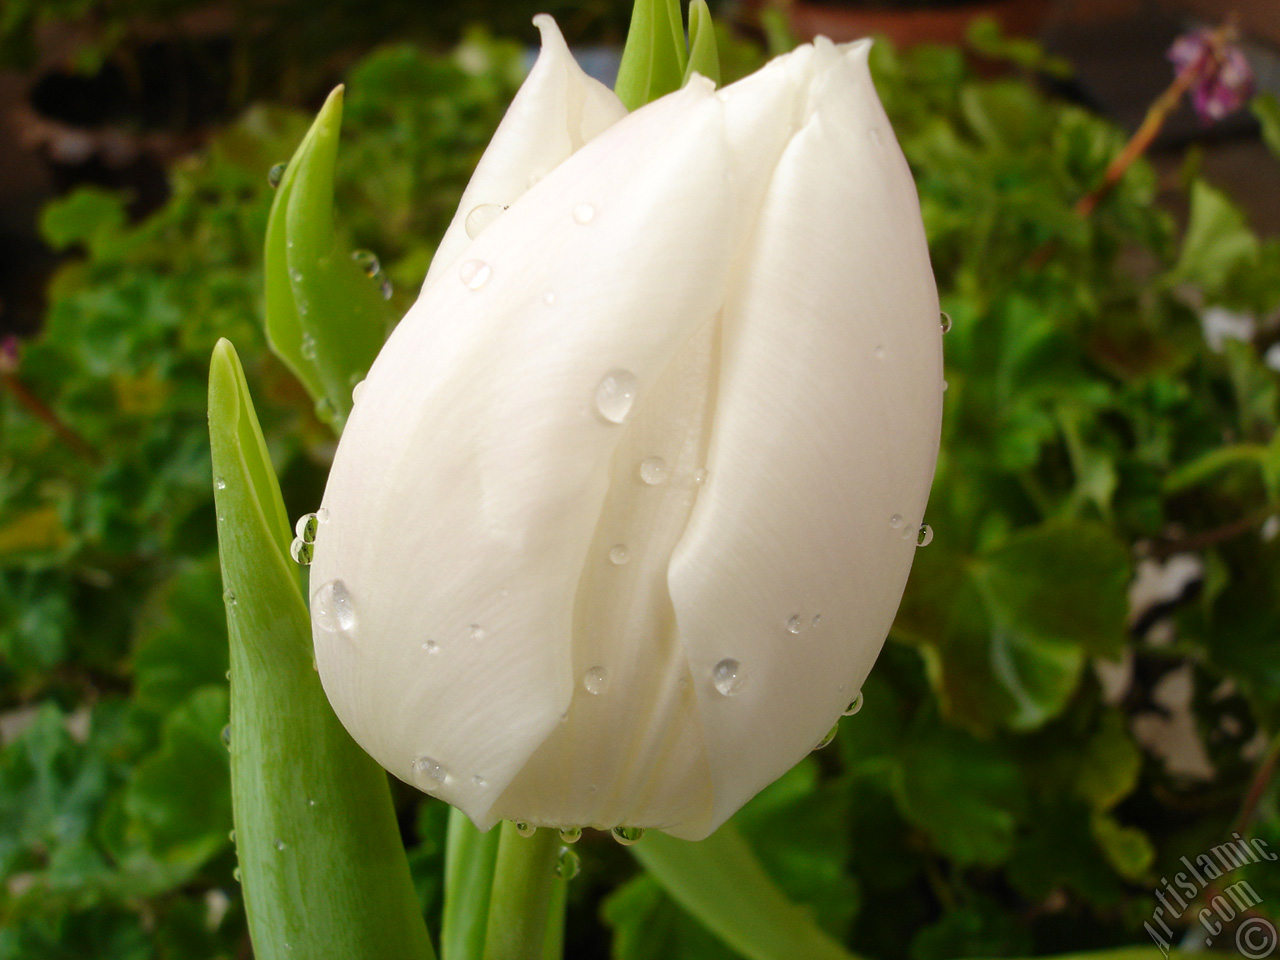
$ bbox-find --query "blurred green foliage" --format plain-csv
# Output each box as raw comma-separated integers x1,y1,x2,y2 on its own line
2,15,1280,960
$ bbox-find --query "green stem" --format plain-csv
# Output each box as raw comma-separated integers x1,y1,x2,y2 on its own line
441,809,503,960
481,824,565,960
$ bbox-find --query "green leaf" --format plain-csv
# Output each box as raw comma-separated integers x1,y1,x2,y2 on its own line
604,875,740,960
264,87,394,431
209,338,433,960
683,0,720,86
1091,812,1154,881
631,823,859,960
1252,93,1280,159
615,0,689,110
1172,180,1260,294
1075,710,1142,811
38,187,126,255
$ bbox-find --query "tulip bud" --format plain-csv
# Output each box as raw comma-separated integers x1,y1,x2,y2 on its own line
309,17,943,841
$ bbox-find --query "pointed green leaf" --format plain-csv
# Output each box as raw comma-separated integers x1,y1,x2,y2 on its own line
615,0,689,110
441,808,502,960
264,87,394,431
632,823,858,960
683,0,720,86
209,339,434,960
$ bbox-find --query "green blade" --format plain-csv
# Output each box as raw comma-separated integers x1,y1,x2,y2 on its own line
615,0,690,110
683,0,721,86
210,339,434,960
264,87,394,431
441,808,502,960
632,823,858,960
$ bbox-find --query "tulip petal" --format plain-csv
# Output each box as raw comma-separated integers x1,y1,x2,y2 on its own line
668,38,943,834
423,16,627,289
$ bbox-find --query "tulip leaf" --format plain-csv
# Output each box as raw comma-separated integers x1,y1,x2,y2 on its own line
615,0,689,110
631,823,859,960
682,0,721,86
209,339,434,960
264,86,394,431
441,808,502,960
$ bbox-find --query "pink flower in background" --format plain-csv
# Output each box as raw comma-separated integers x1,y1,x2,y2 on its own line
1168,28,1255,124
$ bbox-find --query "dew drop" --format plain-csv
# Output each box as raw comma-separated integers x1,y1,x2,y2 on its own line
942,380,949,392
469,623,486,640
814,723,839,750
316,506,329,523
223,588,237,606
583,666,609,695
543,290,556,306
459,259,492,290
572,202,596,224
786,615,803,635
229,829,236,843
351,379,365,404
638,457,669,485
350,250,380,277
213,475,226,490
295,512,319,543
379,278,393,300
612,826,644,846
472,775,487,787
312,579,357,634
225,670,232,680
308,798,317,807
289,538,313,565
559,827,582,844
233,867,241,883
594,369,637,424
608,544,630,566
940,311,953,334
874,344,886,360
422,639,439,654
289,267,303,283
411,756,447,791
693,467,708,485
299,334,316,360
556,846,581,879
221,724,232,748
275,839,286,852
869,126,884,145
889,513,904,529
515,821,537,838
916,524,934,547
712,659,744,696
812,614,822,627
268,162,286,188
843,690,864,716
464,203,506,238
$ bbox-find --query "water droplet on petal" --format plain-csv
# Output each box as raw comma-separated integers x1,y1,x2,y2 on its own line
874,345,886,360
940,311,953,334
889,514,904,529
543,290,556,306
608,544,630,565
595,369,637,424
916,524,934,547
515,821,537,838
472,775,487,787
693,468,708,485
556,846,581,879
351,250,380,277
559,827,582,844
573,202,596,224
313,580,356,634
612,826,644,846
221,724,232,748
869,126,884,145
638,457,669,485
814,723,839,750
459,259,492,290
316,507,329,523
712,659,744,696
213,475,226,490
289,537,314,565
351,379,366,404
411,756,447,791
843,690,864,716
583,666,609,695
464,203,506,238
422,639,439,654
299,334,316,360
469,624,485,640
812,614,822,627
786,615,803,634
942,380,949,392
268,162,286,188
295,512,319,543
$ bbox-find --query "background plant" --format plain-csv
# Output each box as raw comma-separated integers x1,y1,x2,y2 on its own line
2,15,1279,960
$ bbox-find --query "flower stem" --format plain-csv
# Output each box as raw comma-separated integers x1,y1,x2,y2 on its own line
481,824,565,960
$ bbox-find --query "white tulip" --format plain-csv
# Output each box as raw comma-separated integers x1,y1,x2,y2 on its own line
309,16,943,841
